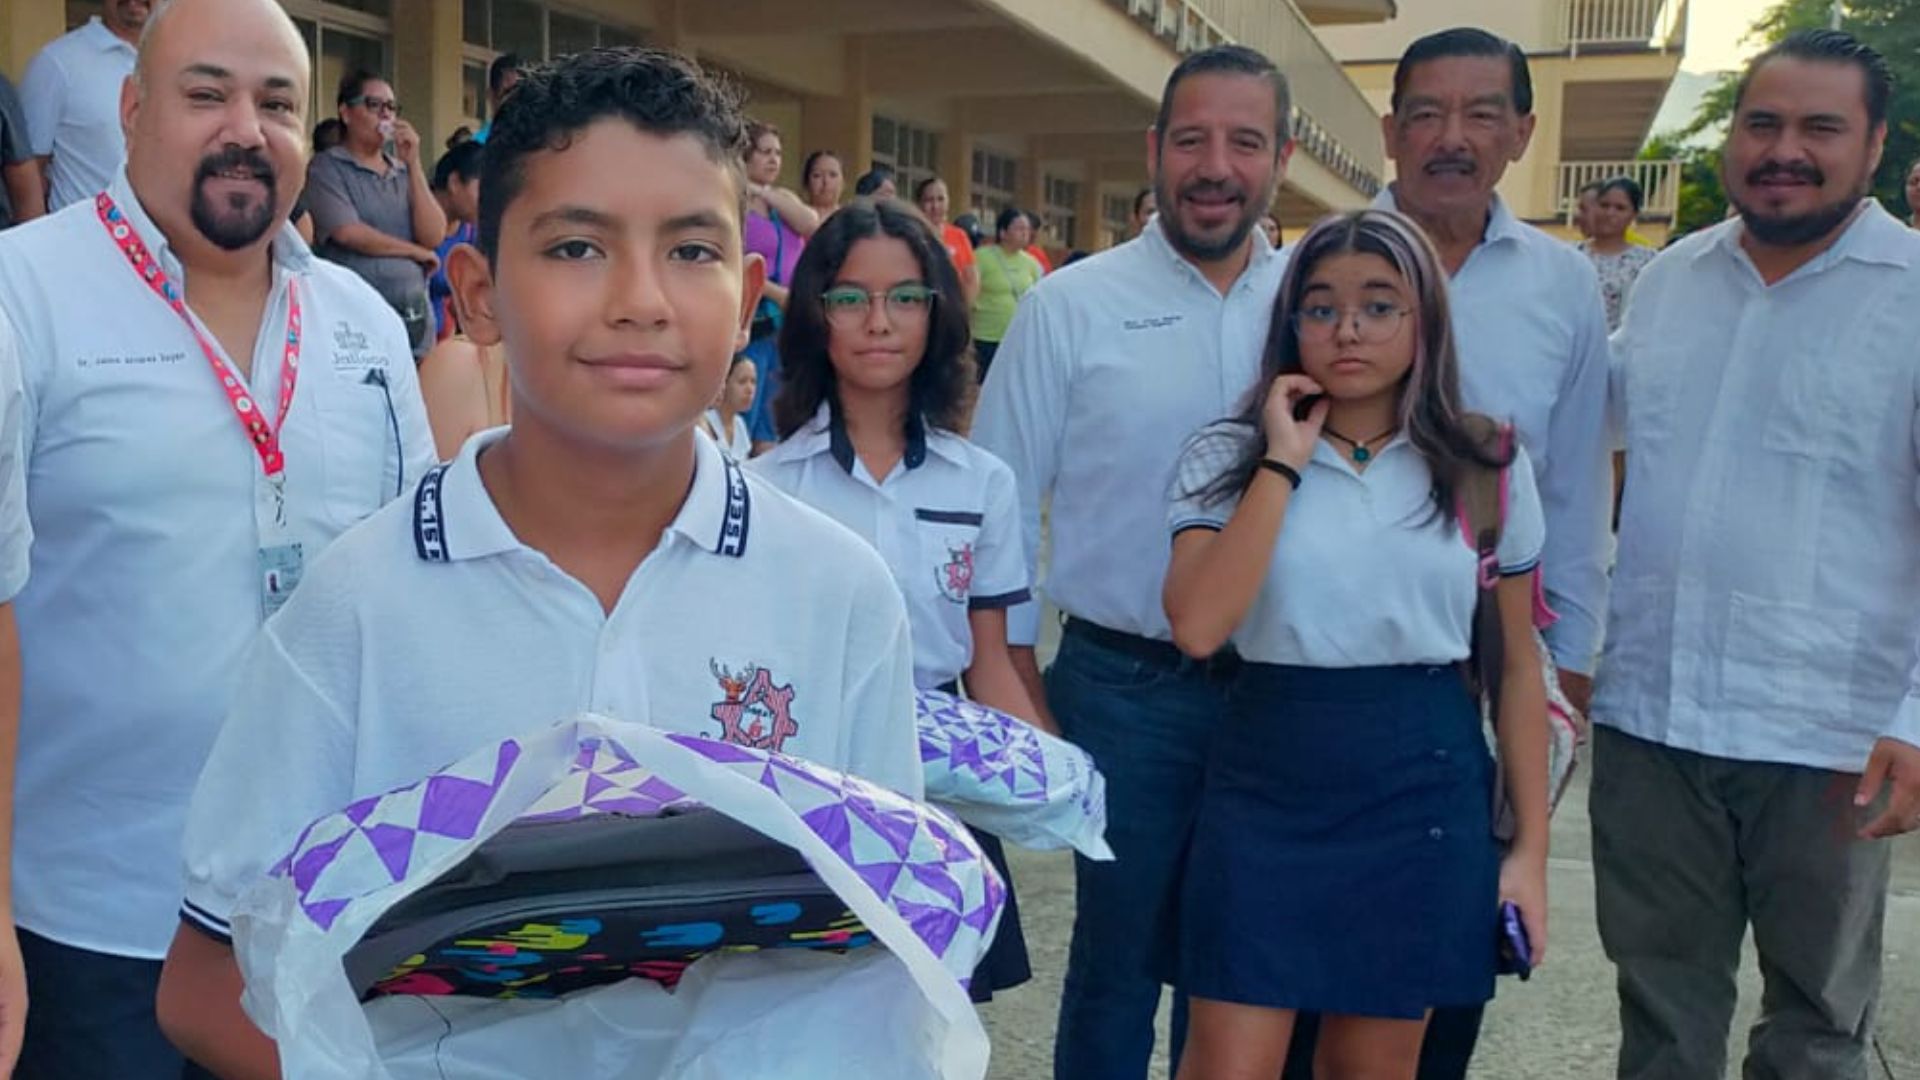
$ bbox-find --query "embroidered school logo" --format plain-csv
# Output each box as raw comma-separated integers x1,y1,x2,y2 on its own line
709,661,800,752
935,541,974,605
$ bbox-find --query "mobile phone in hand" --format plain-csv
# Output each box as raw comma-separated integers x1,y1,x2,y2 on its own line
1498,900,1532,980
1292,393,1325,422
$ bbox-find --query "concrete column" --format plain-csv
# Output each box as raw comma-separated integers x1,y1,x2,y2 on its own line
651,0,691,56
799,37,870,180
1520,66,1566,222
1076,161,1105,251
800,93,870,180
393,0,464,156
2,0,65,78
939,124,974,214
1018,154,1044,218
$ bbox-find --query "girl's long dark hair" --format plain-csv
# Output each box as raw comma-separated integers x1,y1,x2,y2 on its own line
772,198,976,439
1192,208,1511,519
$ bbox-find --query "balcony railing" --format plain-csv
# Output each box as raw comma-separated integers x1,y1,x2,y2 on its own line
1558,159,1683,220
1117,0,1385,197
1564,0,1689,53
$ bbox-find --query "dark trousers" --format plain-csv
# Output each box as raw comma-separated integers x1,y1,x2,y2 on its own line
1592,725,1890,1080
1282,1006,1485,1080
16,929,217,1080
1046,622,1228,1080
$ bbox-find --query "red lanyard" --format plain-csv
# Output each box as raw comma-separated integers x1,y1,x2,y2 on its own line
96,192,301,479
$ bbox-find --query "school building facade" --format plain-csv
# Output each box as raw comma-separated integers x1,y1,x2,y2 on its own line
2,0,1404,254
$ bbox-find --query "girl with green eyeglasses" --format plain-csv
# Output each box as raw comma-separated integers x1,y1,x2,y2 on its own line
751,198,1049,1004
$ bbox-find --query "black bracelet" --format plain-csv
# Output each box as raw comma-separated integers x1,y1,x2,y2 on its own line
1258,458,1302,489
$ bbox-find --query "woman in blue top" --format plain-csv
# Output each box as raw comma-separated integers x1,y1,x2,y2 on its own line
1162,209,1551,1079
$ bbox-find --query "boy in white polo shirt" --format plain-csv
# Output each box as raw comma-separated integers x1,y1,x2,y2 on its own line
155,46,920,1077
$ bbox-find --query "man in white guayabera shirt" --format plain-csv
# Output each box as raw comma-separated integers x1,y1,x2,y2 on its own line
0,1,433,1075
1598,29,1920,1080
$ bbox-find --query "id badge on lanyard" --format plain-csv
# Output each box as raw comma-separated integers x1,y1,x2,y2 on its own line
97,193,306,618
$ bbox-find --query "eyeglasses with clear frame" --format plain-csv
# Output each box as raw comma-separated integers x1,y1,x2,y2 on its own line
348,95,400,116
821,284,937,326
1292,300,1410,344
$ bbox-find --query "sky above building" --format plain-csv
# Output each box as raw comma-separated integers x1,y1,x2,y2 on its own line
1685,0,1784,73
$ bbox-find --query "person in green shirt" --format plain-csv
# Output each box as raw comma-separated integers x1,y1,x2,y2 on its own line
971,206,1045,380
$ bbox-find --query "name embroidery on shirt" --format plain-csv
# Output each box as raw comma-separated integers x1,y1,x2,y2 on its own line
716,455,750,557
709,661,799,752
1122,314,1184,332
413,464,451,562
935,542,974,605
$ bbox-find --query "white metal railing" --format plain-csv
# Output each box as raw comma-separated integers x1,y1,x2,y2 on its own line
1558,159,1683,220
1119,0,1386,197
1563,0,1689,52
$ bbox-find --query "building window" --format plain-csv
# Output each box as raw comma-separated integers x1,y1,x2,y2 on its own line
1103,193,1133,248
971,150,1018,220
460,2,642,123
462,2,642,60
461,59,489,122
284,2,394,129
1043,176,1080,249
870,116,940,197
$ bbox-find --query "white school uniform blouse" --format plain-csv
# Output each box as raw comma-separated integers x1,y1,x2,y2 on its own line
180,426,922,943
1597,203,1920,770
1168,422,1544,667
752,404,1031,690
20,18,135,211
1374,189,1613,675
0,170,436,958
971,218,1286,647
703,408,754,460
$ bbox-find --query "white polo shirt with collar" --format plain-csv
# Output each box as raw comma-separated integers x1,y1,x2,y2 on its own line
1598,203,1920,770
0,169,437,958
1168,421,1544,666
752,403,1030,690
180,425,922,943
1374,189,1613,676
21,16,136,211
971,218,1287,646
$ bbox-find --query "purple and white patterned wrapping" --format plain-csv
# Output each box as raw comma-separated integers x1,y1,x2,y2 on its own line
232,716,1000,1080
916,690,1113,860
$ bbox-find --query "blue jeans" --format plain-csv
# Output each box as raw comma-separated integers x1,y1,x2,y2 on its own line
16,929,217,1080
1047,625,1228,1080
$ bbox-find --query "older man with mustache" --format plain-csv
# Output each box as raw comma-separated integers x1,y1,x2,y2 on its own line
0,0,434,1075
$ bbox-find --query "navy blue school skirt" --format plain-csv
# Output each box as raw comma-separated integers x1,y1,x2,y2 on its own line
1175,663,1499,1019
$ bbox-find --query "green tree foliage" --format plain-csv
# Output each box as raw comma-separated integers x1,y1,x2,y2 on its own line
1641,135,1729,235
1658,0,1920,237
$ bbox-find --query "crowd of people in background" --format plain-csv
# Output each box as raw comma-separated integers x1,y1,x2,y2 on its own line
0,2,1917,1080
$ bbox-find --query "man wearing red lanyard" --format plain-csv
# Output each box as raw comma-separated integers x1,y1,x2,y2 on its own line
0,1,434,1077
